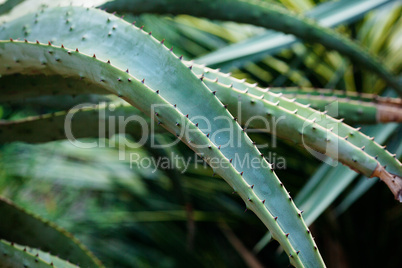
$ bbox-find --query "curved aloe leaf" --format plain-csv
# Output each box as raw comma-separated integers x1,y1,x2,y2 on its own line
191,65,402,200
2,67,401,201
271,87,402,106
278,95,402,124
100,0,402,94
0,197,103,267
0,102,156,143
0,239,79,268
0,0,25,16
193,0,394,69
0,74,109,102
335,126,402,216
255,122,400,254
2,72,401,125
0,36,323,268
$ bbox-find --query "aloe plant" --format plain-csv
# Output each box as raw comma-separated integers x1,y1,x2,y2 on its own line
0,1,401,267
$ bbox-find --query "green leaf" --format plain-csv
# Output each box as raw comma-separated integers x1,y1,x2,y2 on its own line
0,197,103,267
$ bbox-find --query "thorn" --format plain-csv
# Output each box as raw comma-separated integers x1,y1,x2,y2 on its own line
9,38,13,42
36,40,39,44
361,146,365,151
161,39,165,44
274,216,278,221
93,54,96,58
251,184,254,189
174,104,177,108
24,39,27,43
107,60,111,64
156,90,159,94
170,46,173,51
212,91,216,95
244,208,248,212
307,230,310,234
248,198,252,201
142,79,145,84
206,133,210,138
230,159,233,163
61,44,64,49
75,48,79,52
262,200,265,204
186,114,189,118
117,78,121,82
195,123,199,127
179,55,183,60
189,65,192,70
296,251,300,255
140,25,144,30
289,254,293,258
280,182,283,187
126,69,129,73
176,122,180,126
286,233,289,238
148,31,152,35
240,172,243,176
218,145,221,150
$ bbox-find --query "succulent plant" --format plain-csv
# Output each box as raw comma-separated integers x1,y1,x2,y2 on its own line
0,0,401,267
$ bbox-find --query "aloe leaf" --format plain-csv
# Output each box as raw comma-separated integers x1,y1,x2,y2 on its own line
99,0,401,93
191,64,402,197
278,95,402,124
0,102,155,143
0,239,80,268
192,0,395,69
335,126,402,215
0,74,109,102
2,73,401,125
0,0,25,16
1,70,399,184
271,87,402,106
0,197,103,267
0,36,323,268
255,122,400,253
1,66,400,200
